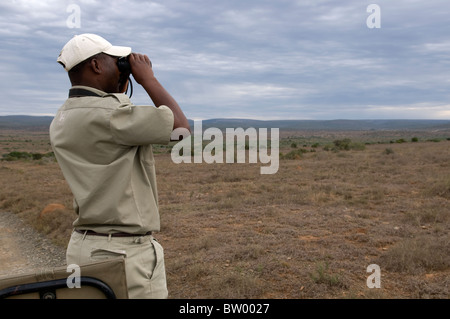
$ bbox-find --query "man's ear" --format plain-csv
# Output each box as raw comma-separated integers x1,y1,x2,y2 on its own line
90,57,102,74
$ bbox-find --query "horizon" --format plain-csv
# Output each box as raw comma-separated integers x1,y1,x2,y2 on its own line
1,114,450,122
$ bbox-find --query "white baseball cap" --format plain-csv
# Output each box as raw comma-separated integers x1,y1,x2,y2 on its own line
57,33,132,71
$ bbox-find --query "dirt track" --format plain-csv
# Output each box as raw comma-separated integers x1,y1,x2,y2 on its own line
0,211,66,278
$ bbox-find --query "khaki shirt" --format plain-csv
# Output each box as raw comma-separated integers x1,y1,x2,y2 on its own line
49,86,174,234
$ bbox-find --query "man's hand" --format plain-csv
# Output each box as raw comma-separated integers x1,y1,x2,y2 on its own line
129,53,154,85
128,52,190,133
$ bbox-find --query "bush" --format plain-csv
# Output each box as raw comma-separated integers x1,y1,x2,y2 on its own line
281,148,308,160
310,261,345,288
348,142,366,151
333,138,352,150
323,139,366,152
379,236,449,274
3,151,31,161
1,151,54,161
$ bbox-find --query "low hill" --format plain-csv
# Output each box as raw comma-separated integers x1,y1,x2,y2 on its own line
0,115,53,131
1,115,449,132
190,119,450,131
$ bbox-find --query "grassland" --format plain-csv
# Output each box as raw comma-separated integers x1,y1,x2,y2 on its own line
0,126,449,299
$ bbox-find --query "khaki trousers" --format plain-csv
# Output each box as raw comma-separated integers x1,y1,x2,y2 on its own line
66,230,168,299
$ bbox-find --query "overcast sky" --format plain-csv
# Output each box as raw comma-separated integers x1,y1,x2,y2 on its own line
0,0,449,120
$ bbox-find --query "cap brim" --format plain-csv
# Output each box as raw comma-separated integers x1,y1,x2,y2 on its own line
103,45,132,57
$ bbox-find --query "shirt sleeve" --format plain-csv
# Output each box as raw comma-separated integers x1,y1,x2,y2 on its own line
110,101,174,146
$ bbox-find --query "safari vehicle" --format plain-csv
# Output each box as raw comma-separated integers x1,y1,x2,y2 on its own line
0,257,128,299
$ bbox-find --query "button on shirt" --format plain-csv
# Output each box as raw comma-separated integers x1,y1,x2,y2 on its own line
50,86,174,234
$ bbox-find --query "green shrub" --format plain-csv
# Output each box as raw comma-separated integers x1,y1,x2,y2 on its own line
333,138,352,150
1,151,54,161
324,139,366,152
310,261,345,287
281,148,308,160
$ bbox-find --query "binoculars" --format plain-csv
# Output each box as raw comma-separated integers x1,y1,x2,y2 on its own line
117,56,131,75
117,56,133,97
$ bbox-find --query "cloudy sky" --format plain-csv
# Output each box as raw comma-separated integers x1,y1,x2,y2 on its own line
0,0,449,120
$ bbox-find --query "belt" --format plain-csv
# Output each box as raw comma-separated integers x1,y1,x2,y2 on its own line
75,229,152,237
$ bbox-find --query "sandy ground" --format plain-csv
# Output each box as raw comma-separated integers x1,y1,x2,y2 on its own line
0,211,66,278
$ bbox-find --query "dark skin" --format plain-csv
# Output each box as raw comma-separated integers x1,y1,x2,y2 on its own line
70,52,190,133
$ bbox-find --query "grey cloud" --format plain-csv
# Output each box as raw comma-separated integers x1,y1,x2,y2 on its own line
0,0,449,119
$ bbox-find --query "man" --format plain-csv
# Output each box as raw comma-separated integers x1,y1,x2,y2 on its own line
50,33,190,298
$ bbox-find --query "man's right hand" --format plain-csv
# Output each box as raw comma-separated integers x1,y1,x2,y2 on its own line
129,53,155,85
127,52,190,132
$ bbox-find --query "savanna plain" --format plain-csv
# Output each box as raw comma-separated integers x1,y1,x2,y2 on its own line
0,125,449,299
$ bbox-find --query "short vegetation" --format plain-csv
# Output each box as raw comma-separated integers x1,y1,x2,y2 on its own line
2,151,54,161
0,128,449,299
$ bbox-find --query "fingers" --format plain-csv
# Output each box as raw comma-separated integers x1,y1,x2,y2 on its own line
129,53,152,68
128,53,155,85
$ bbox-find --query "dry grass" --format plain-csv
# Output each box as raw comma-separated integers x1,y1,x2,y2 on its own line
0,128,449,299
